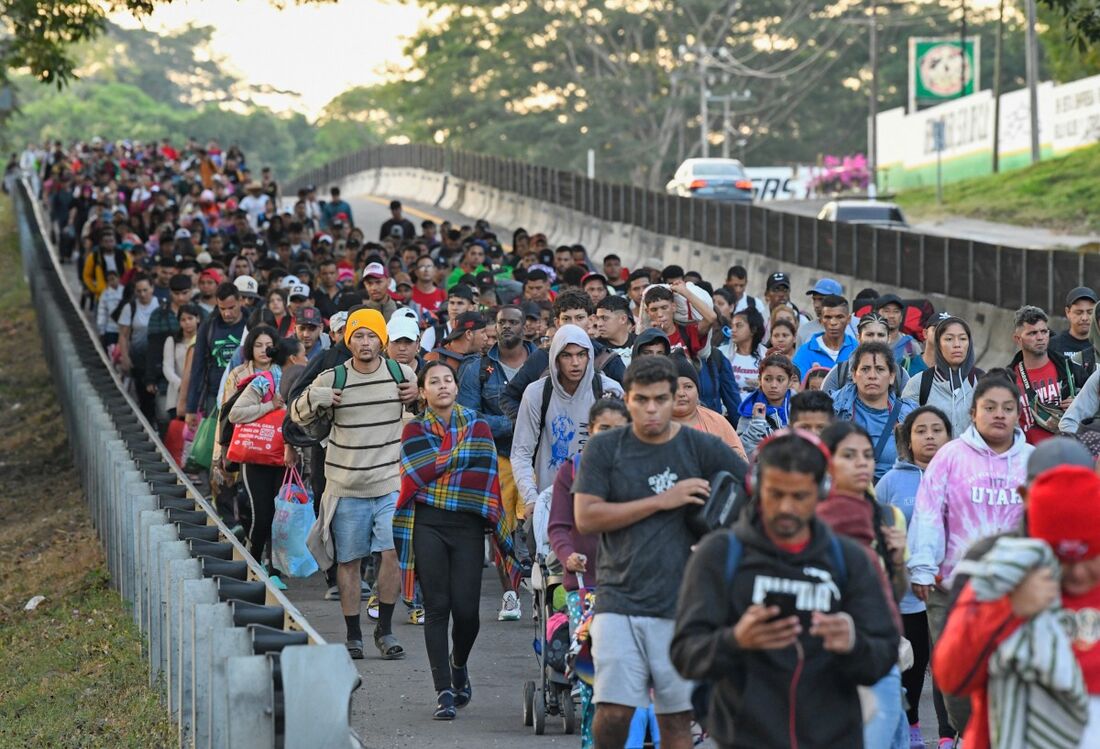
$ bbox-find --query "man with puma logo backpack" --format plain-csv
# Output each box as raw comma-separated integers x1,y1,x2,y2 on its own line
671,430,898,749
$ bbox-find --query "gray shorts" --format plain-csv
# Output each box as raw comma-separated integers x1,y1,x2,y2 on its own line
590,613,693,714
331,492,397,563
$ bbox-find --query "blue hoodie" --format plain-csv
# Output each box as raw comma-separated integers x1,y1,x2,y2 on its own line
792,332,858,379
832,383,916,480
875,459,925,615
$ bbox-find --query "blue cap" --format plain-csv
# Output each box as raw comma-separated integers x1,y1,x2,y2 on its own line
807,278,842,296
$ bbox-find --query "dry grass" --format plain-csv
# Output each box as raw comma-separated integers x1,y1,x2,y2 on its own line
0,193,175,748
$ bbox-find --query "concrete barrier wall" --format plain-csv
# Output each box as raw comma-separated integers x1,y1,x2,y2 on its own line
339,167,1022,369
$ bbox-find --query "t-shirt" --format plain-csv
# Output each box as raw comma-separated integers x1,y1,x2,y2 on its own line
1062,584,1100,694
573,425,743,619
411,286,446,316
1015,359,1060,445
1050,330,1092,357
728,351,761,396
853,399,901,481
118,298,159,350
666,324,704,359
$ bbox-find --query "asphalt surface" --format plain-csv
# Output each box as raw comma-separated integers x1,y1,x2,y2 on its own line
278,193,950,748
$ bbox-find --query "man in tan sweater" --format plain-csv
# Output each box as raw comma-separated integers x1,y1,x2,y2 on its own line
292,308,416,659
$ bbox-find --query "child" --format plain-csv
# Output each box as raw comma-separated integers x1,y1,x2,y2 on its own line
95,269,124,349
737,354,796,454
801,364,830,391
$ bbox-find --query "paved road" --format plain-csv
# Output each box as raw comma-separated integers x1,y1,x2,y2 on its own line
768,198,1100,250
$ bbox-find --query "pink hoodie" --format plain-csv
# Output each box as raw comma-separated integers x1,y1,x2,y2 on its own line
907,424,1034,586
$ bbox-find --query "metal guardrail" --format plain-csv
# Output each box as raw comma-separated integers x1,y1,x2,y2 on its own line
290,144,1096,315
13,181,363,749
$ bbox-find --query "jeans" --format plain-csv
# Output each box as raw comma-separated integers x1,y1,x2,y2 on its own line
864,665,907,749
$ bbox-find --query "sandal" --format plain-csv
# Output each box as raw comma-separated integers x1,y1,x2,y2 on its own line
450,655,471,708
346,639,364,660
433,689,456,720
374,630,405,660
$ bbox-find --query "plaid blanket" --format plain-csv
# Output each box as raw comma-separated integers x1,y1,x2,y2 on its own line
395,403,519,600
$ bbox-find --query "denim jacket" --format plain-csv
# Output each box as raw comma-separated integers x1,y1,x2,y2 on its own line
457,341,537,458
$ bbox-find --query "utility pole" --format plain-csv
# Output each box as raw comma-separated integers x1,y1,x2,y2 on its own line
960,1,967,98
722,97,732,158
992,0,1005,172
868,0,879,197
1025,0,1041,163
698,44,709,158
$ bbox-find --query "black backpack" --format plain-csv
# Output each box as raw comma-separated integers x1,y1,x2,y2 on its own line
283,359,405,448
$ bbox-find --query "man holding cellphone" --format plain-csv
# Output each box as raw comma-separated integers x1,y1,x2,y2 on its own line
670,430,898,749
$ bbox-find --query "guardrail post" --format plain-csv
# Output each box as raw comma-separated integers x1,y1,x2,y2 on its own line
166,558,201,722
193,602,234,748
180,578,217,745
212,626,253,749
138,509,167,631
282,644,363,748
226,656,276,748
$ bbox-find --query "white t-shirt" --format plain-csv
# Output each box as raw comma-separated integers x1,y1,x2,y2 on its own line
238,194,271,229
729,351,762,396
118,298,159,349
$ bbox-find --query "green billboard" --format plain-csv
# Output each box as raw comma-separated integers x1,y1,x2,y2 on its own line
909,37,980,112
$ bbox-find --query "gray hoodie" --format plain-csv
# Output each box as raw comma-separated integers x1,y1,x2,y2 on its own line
901,316,978,436
1059,367,1100,434
512,324,624,506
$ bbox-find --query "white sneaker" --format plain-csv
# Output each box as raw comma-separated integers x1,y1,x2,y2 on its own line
498,591,521,621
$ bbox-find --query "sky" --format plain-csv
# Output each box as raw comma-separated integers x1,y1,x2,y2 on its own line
112,0,427,118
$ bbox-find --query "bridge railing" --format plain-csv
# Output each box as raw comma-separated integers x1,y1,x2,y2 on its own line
13,180,362,749
290,144,1096,315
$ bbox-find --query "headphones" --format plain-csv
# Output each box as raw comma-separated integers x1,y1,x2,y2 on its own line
745,427,833,499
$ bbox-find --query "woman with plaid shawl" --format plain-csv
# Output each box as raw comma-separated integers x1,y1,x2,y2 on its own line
395,360,521,720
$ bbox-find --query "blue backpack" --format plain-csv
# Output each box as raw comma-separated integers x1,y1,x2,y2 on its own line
690,530,849,726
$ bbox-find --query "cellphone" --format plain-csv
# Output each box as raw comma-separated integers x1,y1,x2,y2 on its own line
763,592,798,621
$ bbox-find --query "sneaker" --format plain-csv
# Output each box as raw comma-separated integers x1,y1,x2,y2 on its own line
937,739,956,749
323,585,340,601
498,591,521,621
909,724,924,749
366,593,380,620
268,574,288,591
408,607,425,625
360,579,371,601
433,689,456,720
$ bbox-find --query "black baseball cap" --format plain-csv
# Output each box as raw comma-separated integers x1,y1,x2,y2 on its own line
766,272,791,291
521,301,542,320
1065,286,1099,306
448,284,475,302
875,293,905,311
168,274,193,292
444,311,487,342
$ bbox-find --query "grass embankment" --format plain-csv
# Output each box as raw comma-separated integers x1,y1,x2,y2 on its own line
895,141,1100,235
0,194,175,747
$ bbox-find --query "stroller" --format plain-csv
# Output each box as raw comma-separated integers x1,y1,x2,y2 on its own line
521,553,578,735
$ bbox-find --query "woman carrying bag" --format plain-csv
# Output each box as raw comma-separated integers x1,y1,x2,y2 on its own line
394,361,520,721
227,331,305,589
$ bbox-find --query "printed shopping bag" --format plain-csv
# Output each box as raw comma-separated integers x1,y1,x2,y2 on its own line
225,409,286,467
271,466,318,578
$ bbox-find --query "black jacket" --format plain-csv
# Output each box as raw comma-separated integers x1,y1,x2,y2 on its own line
671,514,899,749
500,339,625,421
1007,346,1091,397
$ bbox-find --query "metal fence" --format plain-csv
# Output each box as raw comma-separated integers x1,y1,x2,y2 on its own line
13,182,362,749
291,144,1095,314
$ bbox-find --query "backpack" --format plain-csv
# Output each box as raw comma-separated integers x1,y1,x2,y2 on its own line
690,530,848,728
284,358,404,447
855,298,935,343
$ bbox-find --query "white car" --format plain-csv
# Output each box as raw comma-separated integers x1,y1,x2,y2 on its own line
816,200,909,228
666,158,754,203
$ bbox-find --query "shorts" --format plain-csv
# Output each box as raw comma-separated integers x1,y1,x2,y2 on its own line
590,613,693,714
331,492,397,563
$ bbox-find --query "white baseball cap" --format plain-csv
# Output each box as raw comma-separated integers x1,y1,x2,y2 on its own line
329,311,349,334
233,275,259,298
363,262,387,279
174,227,192,240
279,274,301,290
288,283,311,300
387,314,421,343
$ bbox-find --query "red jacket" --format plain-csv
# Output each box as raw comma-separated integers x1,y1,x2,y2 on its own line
931,583,1027,749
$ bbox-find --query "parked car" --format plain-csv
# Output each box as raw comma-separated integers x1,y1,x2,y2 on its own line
816,200,909,228
665,158,754,203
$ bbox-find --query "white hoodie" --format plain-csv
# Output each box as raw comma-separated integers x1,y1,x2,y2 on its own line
511,324,623,507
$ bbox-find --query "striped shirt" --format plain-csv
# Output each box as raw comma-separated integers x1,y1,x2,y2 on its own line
291,358,413,499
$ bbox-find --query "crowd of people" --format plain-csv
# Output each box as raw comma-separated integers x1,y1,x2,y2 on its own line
20,136,1100,748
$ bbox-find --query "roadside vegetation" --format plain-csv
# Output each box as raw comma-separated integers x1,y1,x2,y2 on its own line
0,194,175,747
896,142,1100,237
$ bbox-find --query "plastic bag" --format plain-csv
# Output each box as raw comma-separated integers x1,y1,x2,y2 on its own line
271,466,318,578
185,408,218,471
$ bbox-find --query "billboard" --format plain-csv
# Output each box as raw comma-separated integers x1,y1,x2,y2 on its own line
909,37,980,112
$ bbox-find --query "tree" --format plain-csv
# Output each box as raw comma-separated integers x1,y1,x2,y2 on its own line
0,0,333,88
1039,0,1100,50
